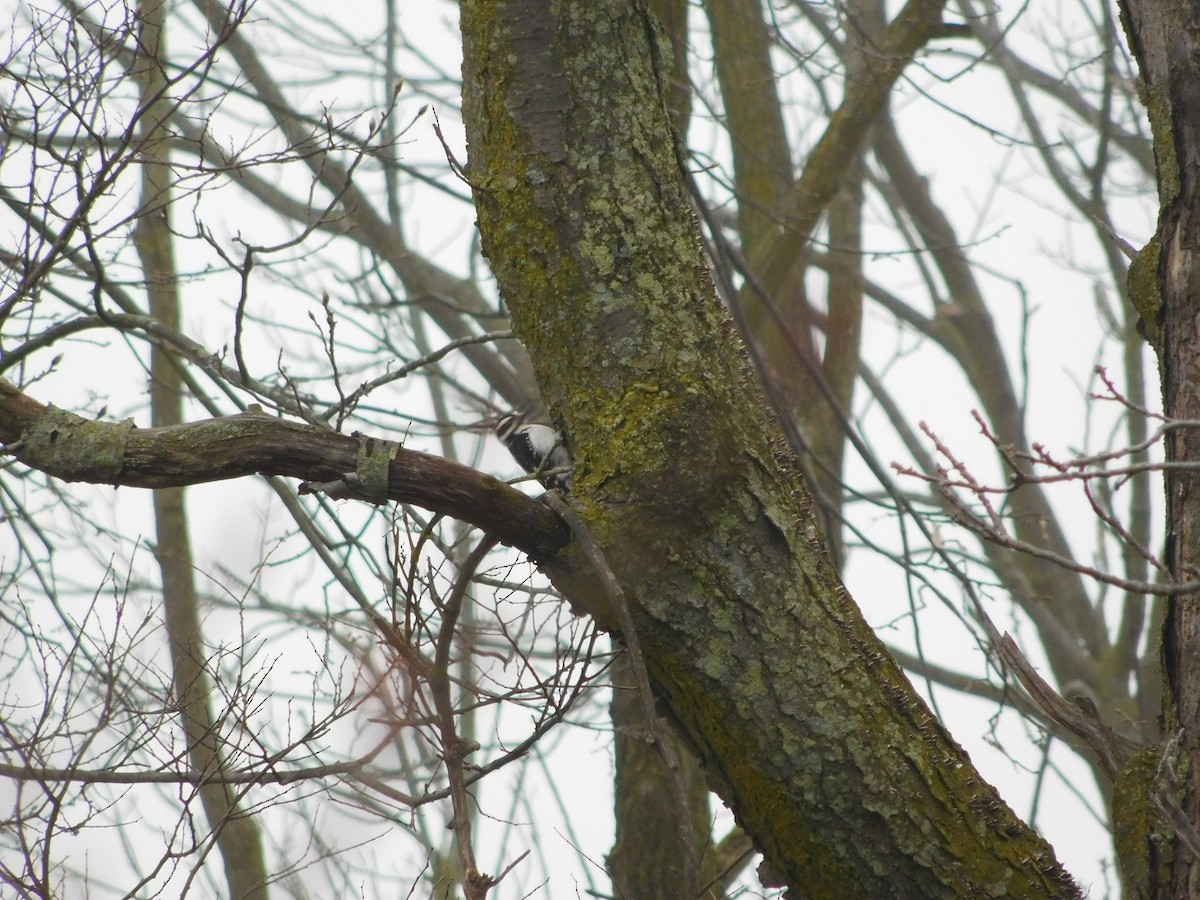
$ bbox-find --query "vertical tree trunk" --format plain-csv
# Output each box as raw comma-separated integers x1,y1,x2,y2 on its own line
607,654,715,898
131,3,269,896
1118,2,1200,896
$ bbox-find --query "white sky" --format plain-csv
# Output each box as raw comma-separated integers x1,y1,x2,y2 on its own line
0,0,1158,895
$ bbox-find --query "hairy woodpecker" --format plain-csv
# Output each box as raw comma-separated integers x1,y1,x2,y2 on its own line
495,413,573,491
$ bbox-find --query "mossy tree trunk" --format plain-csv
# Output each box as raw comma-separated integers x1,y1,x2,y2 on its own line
1118,1,1200,897
458,0,1082,895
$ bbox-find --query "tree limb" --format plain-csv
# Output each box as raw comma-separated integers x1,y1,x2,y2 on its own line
0,378,568,557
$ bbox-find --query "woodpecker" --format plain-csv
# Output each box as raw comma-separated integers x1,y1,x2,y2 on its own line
495,412,573,491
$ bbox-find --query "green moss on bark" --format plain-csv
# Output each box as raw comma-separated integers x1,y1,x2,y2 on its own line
460,1,1082,895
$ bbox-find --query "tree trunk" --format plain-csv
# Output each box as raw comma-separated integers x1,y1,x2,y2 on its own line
459,0,1081,895
131,4,268,896
607,653,716,898
1118,1,1200,897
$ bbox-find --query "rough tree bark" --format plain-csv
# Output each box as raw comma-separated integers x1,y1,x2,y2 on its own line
605,4,725,894
1118,1,1200,897
459,0,1081,895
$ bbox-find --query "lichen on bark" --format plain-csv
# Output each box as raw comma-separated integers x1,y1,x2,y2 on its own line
460,1,1083,895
